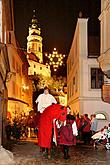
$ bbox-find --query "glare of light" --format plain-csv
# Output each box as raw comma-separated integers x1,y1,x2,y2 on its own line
22,84,29,90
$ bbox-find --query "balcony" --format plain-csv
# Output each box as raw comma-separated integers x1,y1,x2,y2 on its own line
102,83,110,103
98,49,110,78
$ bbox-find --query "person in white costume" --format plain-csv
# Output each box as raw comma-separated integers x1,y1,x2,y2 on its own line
35,86,57,113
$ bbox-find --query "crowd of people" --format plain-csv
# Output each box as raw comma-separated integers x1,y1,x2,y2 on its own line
75,113,98,145
34,86,99,159
5,86,99,160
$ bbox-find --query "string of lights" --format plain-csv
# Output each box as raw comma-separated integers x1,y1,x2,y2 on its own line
45,48,65,72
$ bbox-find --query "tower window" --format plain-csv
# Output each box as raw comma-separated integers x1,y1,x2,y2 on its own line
40,67,42,70
39,47,41,52
34,65,36,68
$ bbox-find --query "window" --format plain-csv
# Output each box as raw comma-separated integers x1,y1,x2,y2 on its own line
12,81,15,95
8,32,11,44
73,77,75,85
39,47,41,52
32,43,35,50
91,68,104,89
96,113,106,120
34,65,36,68
12,56,15,69
75,72,78,92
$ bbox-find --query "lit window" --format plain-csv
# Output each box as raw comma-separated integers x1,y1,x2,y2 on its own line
96,113,106,120
91,68,104,89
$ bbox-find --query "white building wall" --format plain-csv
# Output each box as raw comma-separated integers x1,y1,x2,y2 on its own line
83,100,110,130
67,17,110,130
81,59,101,97
98,0,110,75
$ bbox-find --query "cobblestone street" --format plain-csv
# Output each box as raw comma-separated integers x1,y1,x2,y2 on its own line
12,140,110,165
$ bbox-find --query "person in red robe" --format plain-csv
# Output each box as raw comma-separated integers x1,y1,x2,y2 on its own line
38,103,67,158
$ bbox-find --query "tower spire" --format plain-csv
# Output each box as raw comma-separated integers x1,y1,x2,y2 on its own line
29,9,38,29
27,10,43,63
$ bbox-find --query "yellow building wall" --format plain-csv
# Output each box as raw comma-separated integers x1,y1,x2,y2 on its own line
28,60,51,77
7,33,33,119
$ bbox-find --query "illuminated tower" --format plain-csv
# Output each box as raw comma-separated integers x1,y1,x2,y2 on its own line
27,12,43,63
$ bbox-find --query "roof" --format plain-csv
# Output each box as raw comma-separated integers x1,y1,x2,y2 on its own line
27,52,40,62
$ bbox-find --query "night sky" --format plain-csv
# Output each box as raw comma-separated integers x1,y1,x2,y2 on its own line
13,0,101,56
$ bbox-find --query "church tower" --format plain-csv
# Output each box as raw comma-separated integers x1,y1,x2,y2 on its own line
27,12,43,63
26,11,51,78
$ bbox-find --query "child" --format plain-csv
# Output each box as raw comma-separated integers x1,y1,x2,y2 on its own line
58,115,75,159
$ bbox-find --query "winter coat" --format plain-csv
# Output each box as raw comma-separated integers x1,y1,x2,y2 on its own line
58,123,74,146
90,118,98,132
82,118,91,132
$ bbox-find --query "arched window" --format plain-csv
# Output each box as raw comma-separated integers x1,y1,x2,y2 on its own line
96,113,106,120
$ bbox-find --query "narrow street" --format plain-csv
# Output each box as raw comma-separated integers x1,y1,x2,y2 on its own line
12,139,110,165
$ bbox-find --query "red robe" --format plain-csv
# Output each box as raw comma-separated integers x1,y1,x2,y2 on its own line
38,104,67,149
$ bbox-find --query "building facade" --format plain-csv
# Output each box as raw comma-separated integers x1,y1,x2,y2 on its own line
0,0,12,144
98,0,110,103
7,35,33,118
67,18,110,130
98,0,110,77
1,0,33,119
